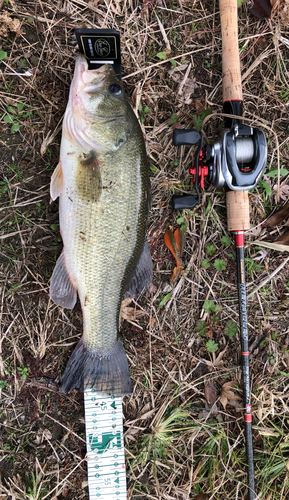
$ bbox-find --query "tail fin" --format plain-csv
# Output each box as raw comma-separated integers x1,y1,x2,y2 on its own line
60,337,132,396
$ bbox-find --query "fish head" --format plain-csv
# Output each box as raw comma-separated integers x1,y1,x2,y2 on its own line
67,55,133,151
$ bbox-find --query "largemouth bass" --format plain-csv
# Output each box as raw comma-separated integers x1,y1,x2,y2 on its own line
50,56,152,395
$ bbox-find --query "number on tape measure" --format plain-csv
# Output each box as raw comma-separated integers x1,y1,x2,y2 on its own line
84,389,126,500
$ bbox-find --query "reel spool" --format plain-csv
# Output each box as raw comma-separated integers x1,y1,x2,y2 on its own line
206,123,267,191
235,137,254,164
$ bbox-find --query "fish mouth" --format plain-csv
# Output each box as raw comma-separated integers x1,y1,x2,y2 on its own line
82,80,106,93
74,56,112,94
70,56,109,120
82,66,107,93
68,56,122,147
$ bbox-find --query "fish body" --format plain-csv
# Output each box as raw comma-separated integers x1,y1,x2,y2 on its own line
50,56,152,395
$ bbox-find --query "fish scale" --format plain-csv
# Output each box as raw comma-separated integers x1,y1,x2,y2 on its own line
50,57,152,395
63,151,143,348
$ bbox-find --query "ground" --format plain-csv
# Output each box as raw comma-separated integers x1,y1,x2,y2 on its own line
1,1,289,499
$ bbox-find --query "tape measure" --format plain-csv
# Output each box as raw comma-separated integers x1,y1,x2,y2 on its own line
84,389,127,499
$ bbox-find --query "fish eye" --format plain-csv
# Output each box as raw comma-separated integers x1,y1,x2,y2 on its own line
109,83,122,95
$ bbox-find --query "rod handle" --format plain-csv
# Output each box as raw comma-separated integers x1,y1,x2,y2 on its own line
219,0,242,102
226,190,250,231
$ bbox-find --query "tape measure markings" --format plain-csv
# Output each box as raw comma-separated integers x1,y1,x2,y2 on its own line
84,388,127,499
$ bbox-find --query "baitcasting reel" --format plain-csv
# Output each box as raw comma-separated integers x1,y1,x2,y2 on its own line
172,123,267,210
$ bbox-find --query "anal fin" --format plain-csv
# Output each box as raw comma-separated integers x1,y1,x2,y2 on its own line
50,250,77,309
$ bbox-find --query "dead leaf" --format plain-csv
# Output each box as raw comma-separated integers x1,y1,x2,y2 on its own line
257,426,279,437
35,427,52,444
91,0,121,14
3,97,17,107
273,183,289,203
170,72,198,95
120,297,146,328
139,471,149,485
0,12,21,37
252,240,289,252
149,317,156,327
220,381,242,410
275,231,289,245
262,202,289,228
249,0,272,18
43,428,52,440
147,283,157,295
156,15,171,53
193,98,204,114
202,347,227,368
257,207,265,218
139,408,157,420
282,351,289,367
205,381,217,408
168,63,190,75
170,73,183,84
250,224,263,237
257,35,269,50
183,77,198,95
253,248,268,262
62,483,69,499
88,0,98,8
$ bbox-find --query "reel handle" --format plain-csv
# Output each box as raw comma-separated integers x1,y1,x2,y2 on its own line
220,0,242,102
172,129,203,210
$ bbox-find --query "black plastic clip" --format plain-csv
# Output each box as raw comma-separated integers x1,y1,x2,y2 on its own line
172,129,203,210
75,29,121,80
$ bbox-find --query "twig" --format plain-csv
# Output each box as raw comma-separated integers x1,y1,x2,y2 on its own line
41,458,87,499
248,255,289,299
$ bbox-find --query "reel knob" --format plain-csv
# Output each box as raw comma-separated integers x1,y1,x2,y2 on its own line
173,129,202,146
172,194,199,211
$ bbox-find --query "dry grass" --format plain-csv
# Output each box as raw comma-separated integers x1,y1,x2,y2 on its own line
1,1,289,499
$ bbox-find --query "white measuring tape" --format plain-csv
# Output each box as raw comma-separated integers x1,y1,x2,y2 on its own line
84,389,127,499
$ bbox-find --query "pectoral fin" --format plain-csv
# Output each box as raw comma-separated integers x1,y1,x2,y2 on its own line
123,240,153,298
50,250,77,309
50,161,63,201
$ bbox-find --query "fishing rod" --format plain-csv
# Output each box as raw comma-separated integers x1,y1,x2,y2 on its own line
172,1,267,498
